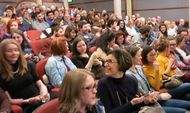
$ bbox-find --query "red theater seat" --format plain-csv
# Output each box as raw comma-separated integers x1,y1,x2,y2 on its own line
11,105,23,113
33,98,59,113
30,38,51,56
25,30,42,41
36,58,60,93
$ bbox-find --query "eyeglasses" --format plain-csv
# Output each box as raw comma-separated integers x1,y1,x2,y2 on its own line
104,59,118,64
83,83,97,91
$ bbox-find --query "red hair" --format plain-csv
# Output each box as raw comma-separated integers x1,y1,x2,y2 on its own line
50,36,68,56
6,19,18,33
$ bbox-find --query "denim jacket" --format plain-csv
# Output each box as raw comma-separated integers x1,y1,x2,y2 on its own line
45,55,76,87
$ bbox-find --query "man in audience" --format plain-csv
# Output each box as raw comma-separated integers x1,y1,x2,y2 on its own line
15,13,31,32
46,11,54,26
132,25,154,47
107,19,118,32
77,20,96,48
32,12,49,31
178,18,186,32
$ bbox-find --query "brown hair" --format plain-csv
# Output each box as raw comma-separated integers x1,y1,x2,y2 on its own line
125,45,140,58
108,48,132,72
157,40,169,52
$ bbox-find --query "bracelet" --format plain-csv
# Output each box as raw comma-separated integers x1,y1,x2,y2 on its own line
23,99,29,103
163,73,169,77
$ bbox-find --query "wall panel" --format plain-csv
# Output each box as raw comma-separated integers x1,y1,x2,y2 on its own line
133,0,188,21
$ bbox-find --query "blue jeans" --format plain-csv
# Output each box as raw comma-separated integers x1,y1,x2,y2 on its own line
159,99,190,113
168,83,190,100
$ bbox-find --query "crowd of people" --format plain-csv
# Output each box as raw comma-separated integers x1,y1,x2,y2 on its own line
0,2,190,113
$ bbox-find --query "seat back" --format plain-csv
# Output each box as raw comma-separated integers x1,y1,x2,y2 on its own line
33,98,59,113
30,38,51,56
89,46,97,53
11,105,23,113
25,30,42,41
36,58,49,83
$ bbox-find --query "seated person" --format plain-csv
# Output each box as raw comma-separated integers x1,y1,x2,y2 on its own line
97,49,146,113
11,29,39,62
0,39,50,113
59,69,105,113
126,45,190,113
45,37,76,88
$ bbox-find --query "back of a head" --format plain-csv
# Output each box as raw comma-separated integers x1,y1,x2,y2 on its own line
157,41,169,52
141,45,154,65
50,37,68,56
125,45,140,58
139,25,151,34
108,48,132,72
96,30,115,53
176,35,184,46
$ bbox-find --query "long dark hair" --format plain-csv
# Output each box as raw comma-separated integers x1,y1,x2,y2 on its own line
11,29,31,51
159,23,168,37
64,25,77,39
96,30,115,54
72,37,90,57
142,45,154,65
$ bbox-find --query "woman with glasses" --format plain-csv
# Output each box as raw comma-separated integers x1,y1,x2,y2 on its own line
59,69,105,113
97,49,146,113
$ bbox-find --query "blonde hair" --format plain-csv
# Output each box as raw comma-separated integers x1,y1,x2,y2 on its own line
0,39,27,81
59,69,94,113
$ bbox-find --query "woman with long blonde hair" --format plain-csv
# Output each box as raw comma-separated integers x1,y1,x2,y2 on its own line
0,39,50,113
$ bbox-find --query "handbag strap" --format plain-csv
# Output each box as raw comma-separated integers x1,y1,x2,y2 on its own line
62,56,71,72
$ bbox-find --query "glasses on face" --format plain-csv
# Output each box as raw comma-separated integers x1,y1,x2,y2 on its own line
104,59,118,65
83,83,97,91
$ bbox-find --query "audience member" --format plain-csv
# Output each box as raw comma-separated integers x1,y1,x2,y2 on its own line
2,19,19,41
77,21,96,48
32,12,49,31
59,69,105,113
0,39,50,113
45,37,76,88
115,30,128,49
11,30,39,62
97,48,146,113
64,25,77,51
71,38,90,68
126,45,190,112
85,31,117,78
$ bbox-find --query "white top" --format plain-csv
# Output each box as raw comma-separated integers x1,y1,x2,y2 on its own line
176,47,190,62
